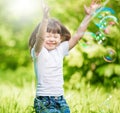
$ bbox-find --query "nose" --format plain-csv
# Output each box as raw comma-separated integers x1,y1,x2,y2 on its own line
49,37,55,42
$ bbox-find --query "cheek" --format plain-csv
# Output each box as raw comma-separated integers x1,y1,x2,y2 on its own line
44,38,49,42
57,39,61,43
43,40,48,45
58,37,62,42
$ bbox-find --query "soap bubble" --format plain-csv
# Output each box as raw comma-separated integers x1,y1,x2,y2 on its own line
95,31,106,44
95,7,115,16
103,48,117,62
80,32,97,48
95,15,118,30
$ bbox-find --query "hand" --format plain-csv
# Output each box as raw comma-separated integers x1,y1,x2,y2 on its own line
41,0,50,19
43,5,50,19
84,0,101,15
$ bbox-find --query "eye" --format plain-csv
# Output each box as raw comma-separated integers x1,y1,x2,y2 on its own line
54,35,60,39
46,36,50,38
54,36,58,38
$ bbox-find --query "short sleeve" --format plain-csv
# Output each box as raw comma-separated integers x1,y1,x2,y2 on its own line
31,48,36,60
31,47,48,60
59,41,69,56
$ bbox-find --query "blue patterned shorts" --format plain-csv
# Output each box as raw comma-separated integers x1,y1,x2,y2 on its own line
34,96,70,113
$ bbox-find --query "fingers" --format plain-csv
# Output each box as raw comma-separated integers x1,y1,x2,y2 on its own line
84,5,90,15
84,5,91,12
91,0,101,5
40,0,50,17
91,0,101,9
41,0,49,11
43,5,50,18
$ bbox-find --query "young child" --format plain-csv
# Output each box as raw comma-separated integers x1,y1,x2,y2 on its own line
29,0,100,113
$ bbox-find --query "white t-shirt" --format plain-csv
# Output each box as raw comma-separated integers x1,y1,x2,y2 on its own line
31,41,69,96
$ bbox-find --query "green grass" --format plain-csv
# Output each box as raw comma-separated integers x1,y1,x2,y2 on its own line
0,84,34,113
66,87,120,113
0,67,120,113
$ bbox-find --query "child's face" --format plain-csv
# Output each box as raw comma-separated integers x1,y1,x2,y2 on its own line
43,32,62,51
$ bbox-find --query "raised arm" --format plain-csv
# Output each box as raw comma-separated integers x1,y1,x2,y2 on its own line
34,4,49,55
68,0,101,50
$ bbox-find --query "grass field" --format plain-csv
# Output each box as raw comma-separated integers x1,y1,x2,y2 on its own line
0,67,120,113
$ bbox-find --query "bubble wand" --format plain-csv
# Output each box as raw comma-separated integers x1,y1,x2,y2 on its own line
90,0,110,21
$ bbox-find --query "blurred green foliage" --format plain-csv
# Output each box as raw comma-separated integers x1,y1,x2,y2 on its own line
0,0,120,88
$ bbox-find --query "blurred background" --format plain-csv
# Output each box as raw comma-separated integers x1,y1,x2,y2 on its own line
0,0,120,113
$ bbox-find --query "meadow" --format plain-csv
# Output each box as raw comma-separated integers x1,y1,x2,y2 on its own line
0,67,120,113
0,0,120,113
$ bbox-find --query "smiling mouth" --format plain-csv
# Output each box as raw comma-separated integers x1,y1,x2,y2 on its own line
47,43,56,46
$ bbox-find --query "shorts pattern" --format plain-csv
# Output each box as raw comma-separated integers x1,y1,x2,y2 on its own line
34,96,70,113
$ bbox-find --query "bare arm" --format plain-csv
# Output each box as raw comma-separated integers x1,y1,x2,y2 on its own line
69,0,101,50
34,5,49,55
69,15,92,50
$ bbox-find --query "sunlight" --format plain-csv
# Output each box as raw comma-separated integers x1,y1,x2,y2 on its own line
8,0,39,17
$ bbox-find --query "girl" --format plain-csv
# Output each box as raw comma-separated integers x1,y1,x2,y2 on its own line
29,0,101,113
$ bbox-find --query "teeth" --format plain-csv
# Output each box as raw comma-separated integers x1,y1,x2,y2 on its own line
48,42,55,44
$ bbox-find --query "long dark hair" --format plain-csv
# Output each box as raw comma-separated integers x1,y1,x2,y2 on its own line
29,18,71,51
